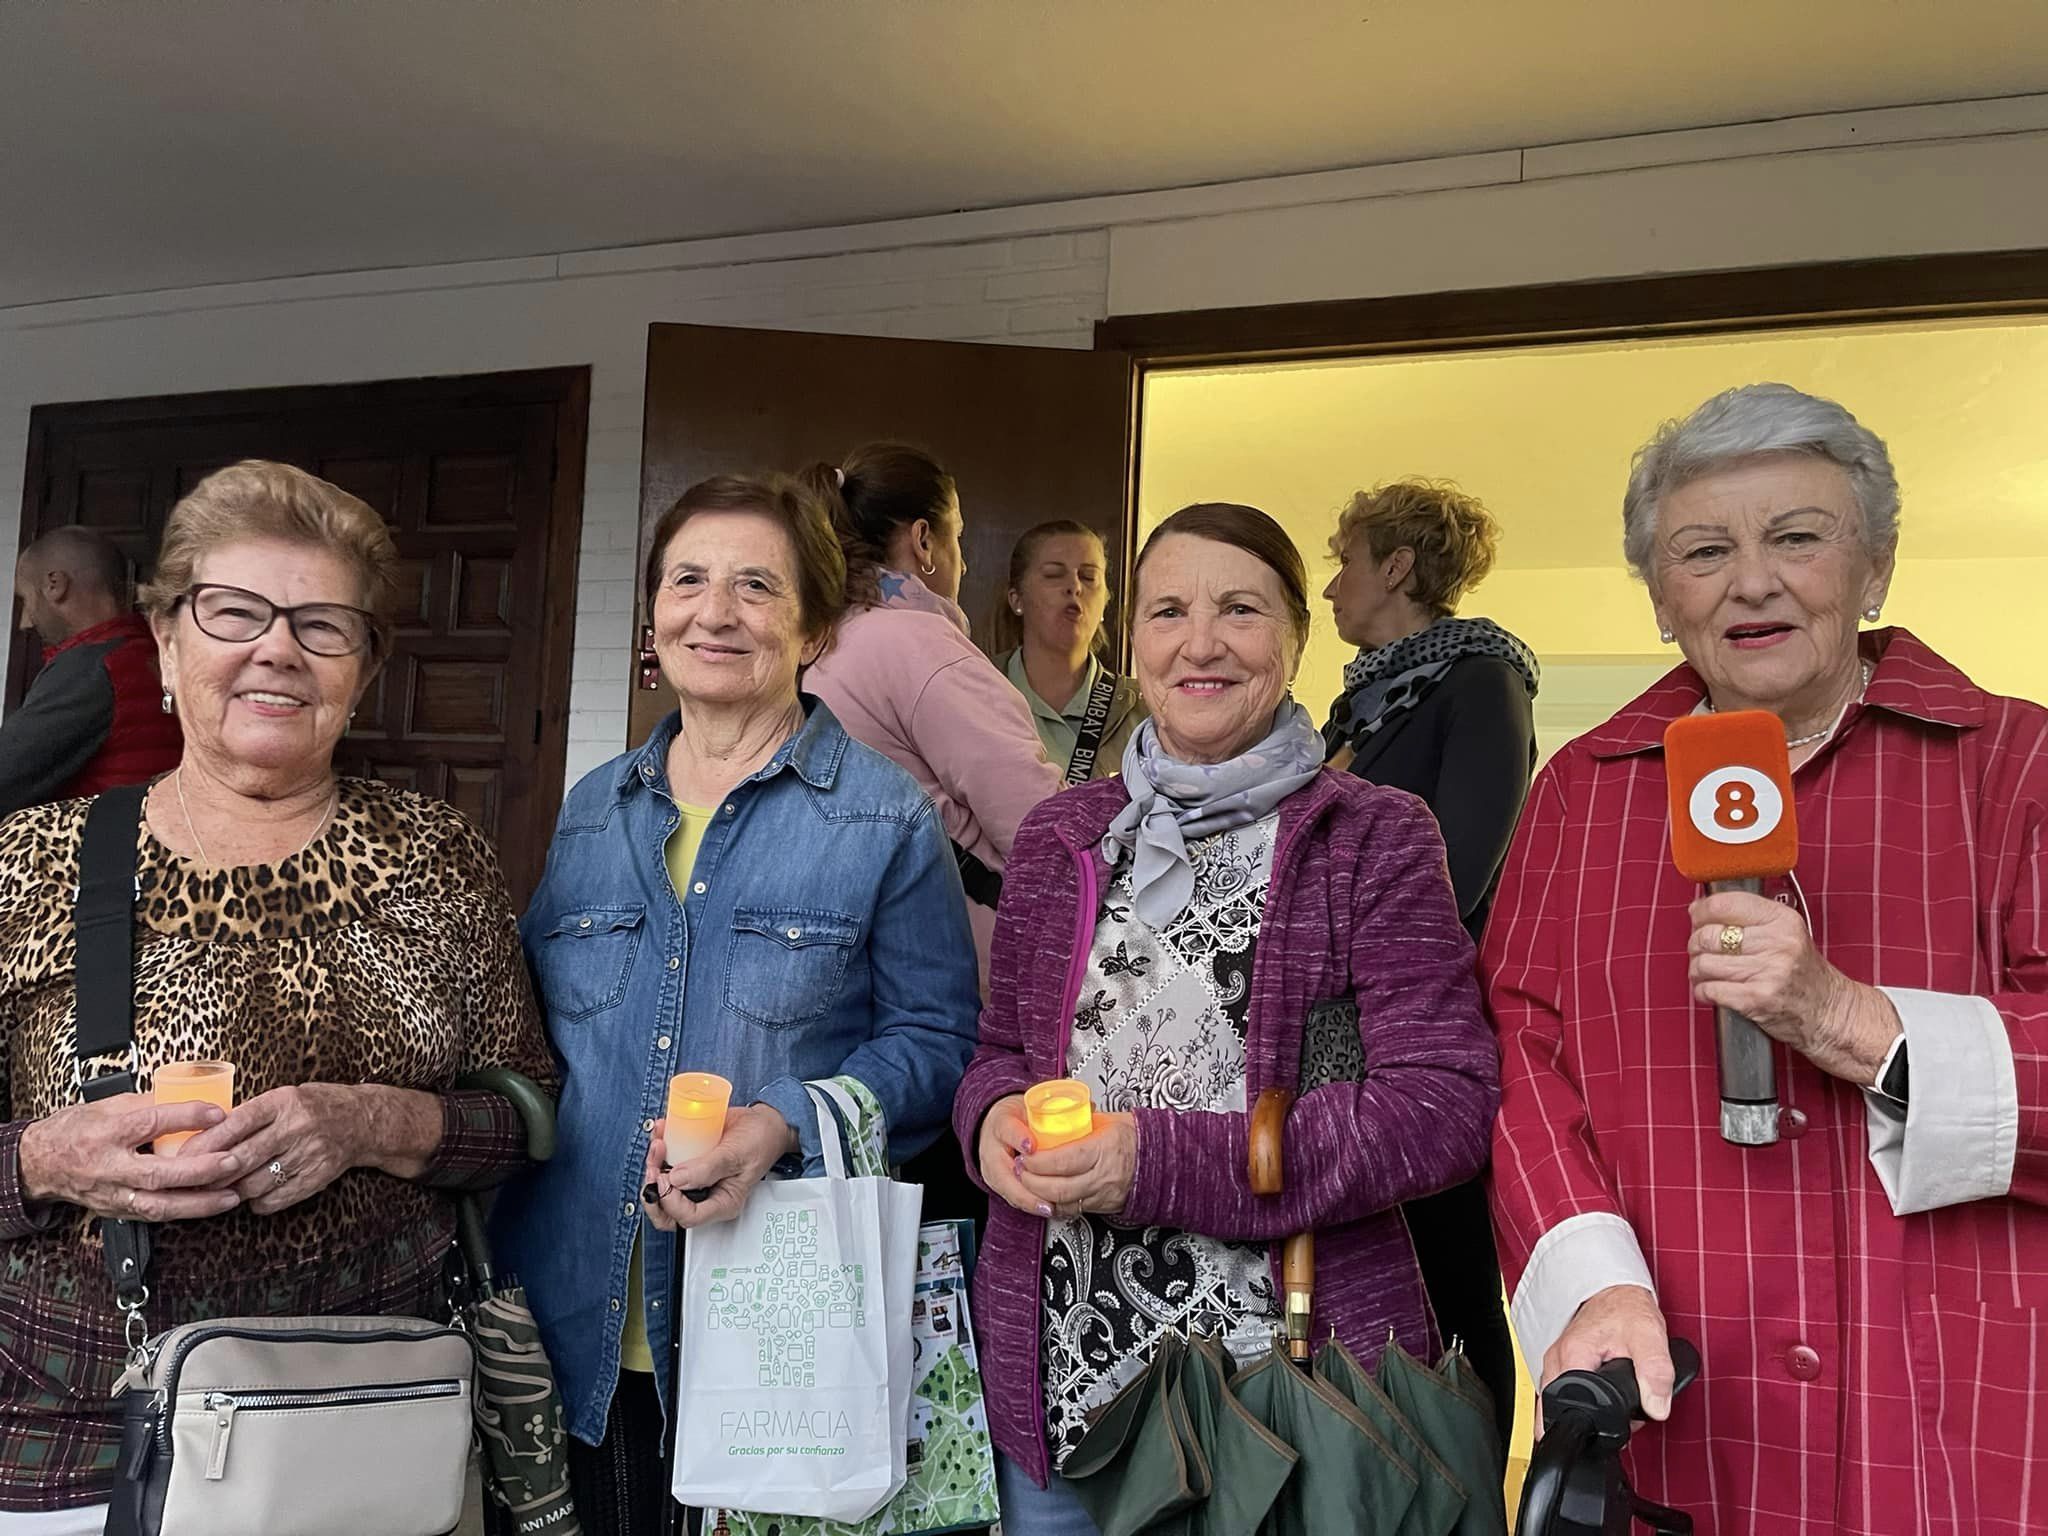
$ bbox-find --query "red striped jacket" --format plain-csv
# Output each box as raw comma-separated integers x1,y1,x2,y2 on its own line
1485,629,2048,1535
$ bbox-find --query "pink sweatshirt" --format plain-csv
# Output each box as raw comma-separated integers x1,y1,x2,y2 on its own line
803,583,1062,976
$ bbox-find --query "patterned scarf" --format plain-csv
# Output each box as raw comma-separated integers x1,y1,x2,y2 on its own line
1324,616,1539,754
871,567,972,637
1103,700,1327,926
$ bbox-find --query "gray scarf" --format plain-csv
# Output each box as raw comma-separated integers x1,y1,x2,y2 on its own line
1103,701,1327,926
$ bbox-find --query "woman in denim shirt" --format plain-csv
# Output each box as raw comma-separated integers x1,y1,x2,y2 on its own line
492,473,980,1536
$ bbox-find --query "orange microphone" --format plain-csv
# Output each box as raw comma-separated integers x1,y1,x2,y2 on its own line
1664,710,1800,1146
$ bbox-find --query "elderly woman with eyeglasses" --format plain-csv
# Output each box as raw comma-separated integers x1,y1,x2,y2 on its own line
1487,385,2048,1536
0,461,553,1531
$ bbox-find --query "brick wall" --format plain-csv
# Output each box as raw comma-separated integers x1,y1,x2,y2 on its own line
0,231,1112,792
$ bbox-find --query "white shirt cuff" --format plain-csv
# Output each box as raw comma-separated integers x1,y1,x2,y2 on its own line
1865,986,2017,1215
1507,1210,1657,1369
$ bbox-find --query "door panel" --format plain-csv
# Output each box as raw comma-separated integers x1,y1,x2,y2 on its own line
633,323,1133,746
12,369,588,907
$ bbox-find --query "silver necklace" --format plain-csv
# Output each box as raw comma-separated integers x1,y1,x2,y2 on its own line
172,769,338,869
1784,660,1873,748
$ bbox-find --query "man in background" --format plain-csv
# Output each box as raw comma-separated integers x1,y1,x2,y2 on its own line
0,526,181,817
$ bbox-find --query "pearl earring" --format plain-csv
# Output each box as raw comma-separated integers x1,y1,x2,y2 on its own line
160,688,174,715
1659,628,1674,645
1864,606,1881,622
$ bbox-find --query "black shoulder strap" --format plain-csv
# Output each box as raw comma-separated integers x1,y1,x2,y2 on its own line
71,782,152,1307
1063,671,1120,787
75,783,147,1068
950,839,1004,910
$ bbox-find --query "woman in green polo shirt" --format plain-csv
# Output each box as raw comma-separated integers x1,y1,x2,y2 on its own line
992,520,1145,784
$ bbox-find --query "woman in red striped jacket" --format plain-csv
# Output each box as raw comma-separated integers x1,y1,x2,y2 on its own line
1486,382,2048,1535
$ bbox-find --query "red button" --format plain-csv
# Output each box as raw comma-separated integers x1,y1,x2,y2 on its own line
1779,1107,1809,1140
1787,1345,1822,1381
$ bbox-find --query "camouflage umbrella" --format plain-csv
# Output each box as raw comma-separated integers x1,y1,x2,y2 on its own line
452,1068,580,1536
462,1281,582,1536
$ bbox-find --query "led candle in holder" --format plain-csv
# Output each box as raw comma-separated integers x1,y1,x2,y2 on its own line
153,1060,236,1154
663,1072,733,1167
1025,1078,1095,1150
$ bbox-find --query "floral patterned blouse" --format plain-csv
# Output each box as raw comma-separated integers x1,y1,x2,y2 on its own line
1040,814,1283,1467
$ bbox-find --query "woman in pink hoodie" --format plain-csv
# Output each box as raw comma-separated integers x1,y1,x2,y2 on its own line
801,444,1063,981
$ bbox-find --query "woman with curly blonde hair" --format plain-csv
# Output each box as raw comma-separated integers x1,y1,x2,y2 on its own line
1320,474,1537,1447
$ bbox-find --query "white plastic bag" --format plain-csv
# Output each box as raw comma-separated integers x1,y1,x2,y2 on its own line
671,1082,921,1521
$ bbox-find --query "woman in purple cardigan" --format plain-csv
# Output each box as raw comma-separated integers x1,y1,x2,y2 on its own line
954,502,1501,1534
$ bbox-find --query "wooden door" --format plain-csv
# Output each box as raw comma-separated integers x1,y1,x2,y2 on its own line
632,323,1133,745
13,368,588,907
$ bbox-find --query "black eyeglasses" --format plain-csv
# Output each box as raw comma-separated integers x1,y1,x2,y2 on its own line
176,584,379,658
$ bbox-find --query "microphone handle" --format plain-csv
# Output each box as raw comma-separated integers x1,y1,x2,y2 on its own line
1712,877,1780,1146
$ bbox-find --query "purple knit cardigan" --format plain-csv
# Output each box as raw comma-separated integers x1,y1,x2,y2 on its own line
952,769,1501,1486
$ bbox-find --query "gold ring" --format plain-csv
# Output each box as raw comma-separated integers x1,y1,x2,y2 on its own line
1719,924,1745,956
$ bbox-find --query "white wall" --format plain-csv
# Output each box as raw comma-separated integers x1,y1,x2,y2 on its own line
6,93,2048,789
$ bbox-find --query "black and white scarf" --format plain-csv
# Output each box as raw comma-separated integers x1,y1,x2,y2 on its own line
1323,616,1540,754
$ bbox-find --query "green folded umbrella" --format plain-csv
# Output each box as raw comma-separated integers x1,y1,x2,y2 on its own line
1231,1346,1420,1535
1315,1338,1467,1536
1439,1345,1503,1461
1062,1334,1214,1536
1375,1342,1509,1536
1171,1337,1298,1536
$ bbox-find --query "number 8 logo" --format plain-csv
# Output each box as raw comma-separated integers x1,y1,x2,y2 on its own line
1687,766,1784,846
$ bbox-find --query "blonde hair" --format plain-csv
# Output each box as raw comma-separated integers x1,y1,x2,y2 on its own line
1328,479,1499,617
139,461,401,647
989,519,1111,659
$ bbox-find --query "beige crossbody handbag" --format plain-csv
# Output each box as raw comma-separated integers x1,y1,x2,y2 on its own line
76,787,477,1536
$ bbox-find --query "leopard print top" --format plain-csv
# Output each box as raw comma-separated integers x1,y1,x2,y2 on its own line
0,779,553,1508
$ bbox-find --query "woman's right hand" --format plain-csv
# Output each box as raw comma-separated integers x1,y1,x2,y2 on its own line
17,1095,248,1222
976,1094,1046,1218
1541,1283,1676,1425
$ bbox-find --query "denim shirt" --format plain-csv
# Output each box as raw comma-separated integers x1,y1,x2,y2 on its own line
489,699,980,1440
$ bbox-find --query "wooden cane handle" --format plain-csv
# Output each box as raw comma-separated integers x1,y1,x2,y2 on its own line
1249,1086,1294,1196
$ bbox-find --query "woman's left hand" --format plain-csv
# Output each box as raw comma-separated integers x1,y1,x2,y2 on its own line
642,1104,797,1232
1688,891,1899,1084
179,1084,374,1215
1013,1112,1138,1220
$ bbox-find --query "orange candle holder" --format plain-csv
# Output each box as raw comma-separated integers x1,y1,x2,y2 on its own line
664,1072,733,1167
1025,1079,1095,1150
153,1060,235,1153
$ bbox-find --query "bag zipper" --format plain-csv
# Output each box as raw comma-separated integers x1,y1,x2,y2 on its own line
149,1321,466,1458
201,1379,463,1481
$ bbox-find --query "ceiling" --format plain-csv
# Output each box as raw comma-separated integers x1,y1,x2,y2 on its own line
5,0,2048,310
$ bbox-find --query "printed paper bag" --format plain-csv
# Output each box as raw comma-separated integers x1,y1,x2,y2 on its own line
671,1084,919,1522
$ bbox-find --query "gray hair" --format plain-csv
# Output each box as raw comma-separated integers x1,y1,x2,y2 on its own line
1622,382,1900,580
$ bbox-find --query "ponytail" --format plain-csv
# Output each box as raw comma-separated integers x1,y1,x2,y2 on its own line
808,443,957,608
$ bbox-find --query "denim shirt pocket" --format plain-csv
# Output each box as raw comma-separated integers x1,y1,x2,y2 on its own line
531,904,647,1022
724,906,862,1030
